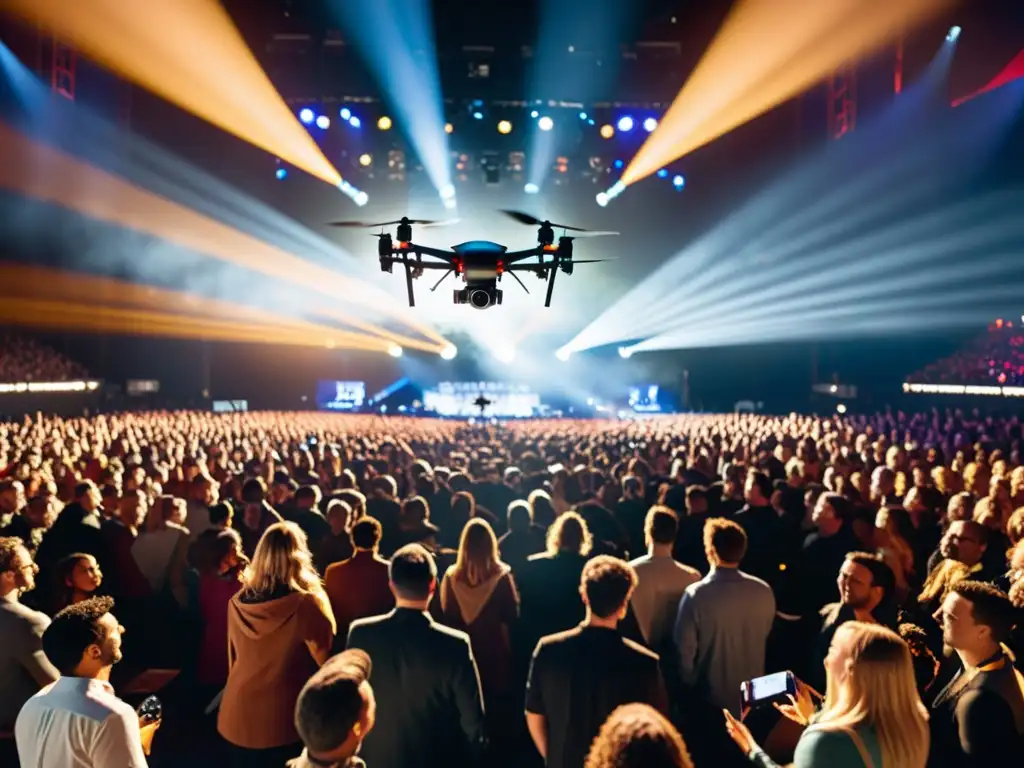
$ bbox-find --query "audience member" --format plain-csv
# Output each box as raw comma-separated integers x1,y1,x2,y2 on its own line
325,517,394,646
585,703,693,768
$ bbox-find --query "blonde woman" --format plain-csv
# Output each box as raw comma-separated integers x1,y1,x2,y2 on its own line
725,622,929,768
218,521,336,768
874,507,916,600
439,519,519,737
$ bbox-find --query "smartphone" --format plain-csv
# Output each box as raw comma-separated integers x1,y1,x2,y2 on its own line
740,670,797,711
137,695,163,724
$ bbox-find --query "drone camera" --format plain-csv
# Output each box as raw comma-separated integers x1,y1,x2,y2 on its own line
454,287,502,309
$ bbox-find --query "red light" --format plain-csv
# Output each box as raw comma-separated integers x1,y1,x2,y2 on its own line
398,241,409,249
543,244,557,252
454,257,463,274
496,259,504,276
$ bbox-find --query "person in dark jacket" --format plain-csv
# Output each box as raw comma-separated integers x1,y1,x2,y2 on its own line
498,500,545,579
346,544,486,768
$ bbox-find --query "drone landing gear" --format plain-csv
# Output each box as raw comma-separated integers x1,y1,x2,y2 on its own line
544,266,558,307
403,259,415,307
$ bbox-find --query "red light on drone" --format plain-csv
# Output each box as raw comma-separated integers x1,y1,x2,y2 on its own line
454,257,464,274
397,241,410,249
496,259,505,276
543,244,558,252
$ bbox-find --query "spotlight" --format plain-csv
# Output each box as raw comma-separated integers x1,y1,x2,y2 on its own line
578,111,588,120
439,184,456,200
836,403,848,415
445,122,454,134
359,153,372,167
524,183,540,194
338,179,369,207
340,107,351,120
377,115,392,131
613,159,624,169
530,110,539,118
275,167,287,180
596,192,609,207
443,197,457,210
538,116,554,132
599,124,615,139
556,348,571,362
387,343,403,358
473,111,484,120
315,115,331,129
587,119,595,126
643,117,658,132
440,344,458,360
618,346,633,359
946,25,961,42
354,191,369,207
348,116,361,129
299,108,314,124
656,168,668,179
616,116,634,132
672,175,686,190
493,346,517,364
497,120,512,134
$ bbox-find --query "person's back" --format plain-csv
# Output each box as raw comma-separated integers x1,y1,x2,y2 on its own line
347,544,485,768
325,524,394,644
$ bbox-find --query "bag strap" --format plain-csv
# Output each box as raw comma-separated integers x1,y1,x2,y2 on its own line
835,726,876,768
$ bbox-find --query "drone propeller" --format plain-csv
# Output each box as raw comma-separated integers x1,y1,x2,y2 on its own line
328,217,459,228
564,258,618,264
499,210,605,233
565,231,619,238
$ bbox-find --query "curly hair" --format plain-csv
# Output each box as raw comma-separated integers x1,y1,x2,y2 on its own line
584,703,692,768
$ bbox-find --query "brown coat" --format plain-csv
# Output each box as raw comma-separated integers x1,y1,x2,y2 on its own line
217,590,335,749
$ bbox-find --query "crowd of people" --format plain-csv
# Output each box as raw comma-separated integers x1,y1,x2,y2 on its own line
0,332,89,384
908,320,1024,387
0,409,1023,768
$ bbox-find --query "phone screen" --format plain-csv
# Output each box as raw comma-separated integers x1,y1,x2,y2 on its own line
750,672,791,701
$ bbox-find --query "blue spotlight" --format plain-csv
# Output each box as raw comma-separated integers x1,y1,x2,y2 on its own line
472,111,484,120
587,119,595,125
275,167,287,180
538,116,554,131
656,168,668,179
643,117,658,132
613,159,624,169
530,110,540,118
524,183,540,194
315,115,331,129
946,25,961,42
579,111,588,120
672,175,685,190
348,116,361,129
340,107,351,120
299,108,315,124
617,115,635,132
472,99,484,107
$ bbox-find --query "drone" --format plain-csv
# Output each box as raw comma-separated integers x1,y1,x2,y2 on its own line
328,211,617,309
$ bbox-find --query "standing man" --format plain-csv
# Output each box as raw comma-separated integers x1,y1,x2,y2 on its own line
0,537,58,761
931,581,1024,767
526,555,668,768
16,597,152,767
346,544,486,768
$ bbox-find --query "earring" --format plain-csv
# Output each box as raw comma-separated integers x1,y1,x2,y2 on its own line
352,722,362,737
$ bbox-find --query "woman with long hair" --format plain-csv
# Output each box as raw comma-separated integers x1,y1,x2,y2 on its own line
194,528,247,691
874,506,917,600
217,522,335,768
51,552,103,613
725,622,929,768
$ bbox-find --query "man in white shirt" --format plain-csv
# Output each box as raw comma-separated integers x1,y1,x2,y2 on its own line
628,506,700,650
16,596,149,768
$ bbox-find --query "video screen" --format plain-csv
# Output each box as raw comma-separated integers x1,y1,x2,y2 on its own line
423,381,541,418
317,380,366,411
629,384,664,413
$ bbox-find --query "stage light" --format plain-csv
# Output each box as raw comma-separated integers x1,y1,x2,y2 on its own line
387,343,404,358
440,344,458,360
656,168,668,179
315,115,330,129
643,117,658,132
493,346,517,364
275,167,287,180
443,197,457,210
299,108,315,124
497,120,513,134
473,111,484,120
378,115,392,130
588,119,595,126
445,122,453,134
531,110,540,118
618,346,633,359
337,179,369,207
524,183,540,194
946,25,961,42
613,159,624,169
348,116,361,129
579,112,588,120
340,107,351,120
600,124,615,139
596,192,609,207
556,348,571,362
359,153,372,167
836,403,848,414
439,183,456,200
672,175,685,189
538,116,554,132
617,116,634,132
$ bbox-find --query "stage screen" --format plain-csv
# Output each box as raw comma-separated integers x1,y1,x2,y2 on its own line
629,384,666,413
424,381,541,417
317,380,366,411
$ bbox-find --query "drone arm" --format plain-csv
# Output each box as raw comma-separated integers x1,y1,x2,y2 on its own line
505,247,544,264
404,244,457,262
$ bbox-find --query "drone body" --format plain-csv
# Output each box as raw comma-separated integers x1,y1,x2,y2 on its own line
332,212,616,309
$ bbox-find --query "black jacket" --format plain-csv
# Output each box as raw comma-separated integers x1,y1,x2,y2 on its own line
346,608,486,768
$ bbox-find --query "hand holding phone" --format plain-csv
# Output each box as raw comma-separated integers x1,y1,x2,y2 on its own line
740,670,798,712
